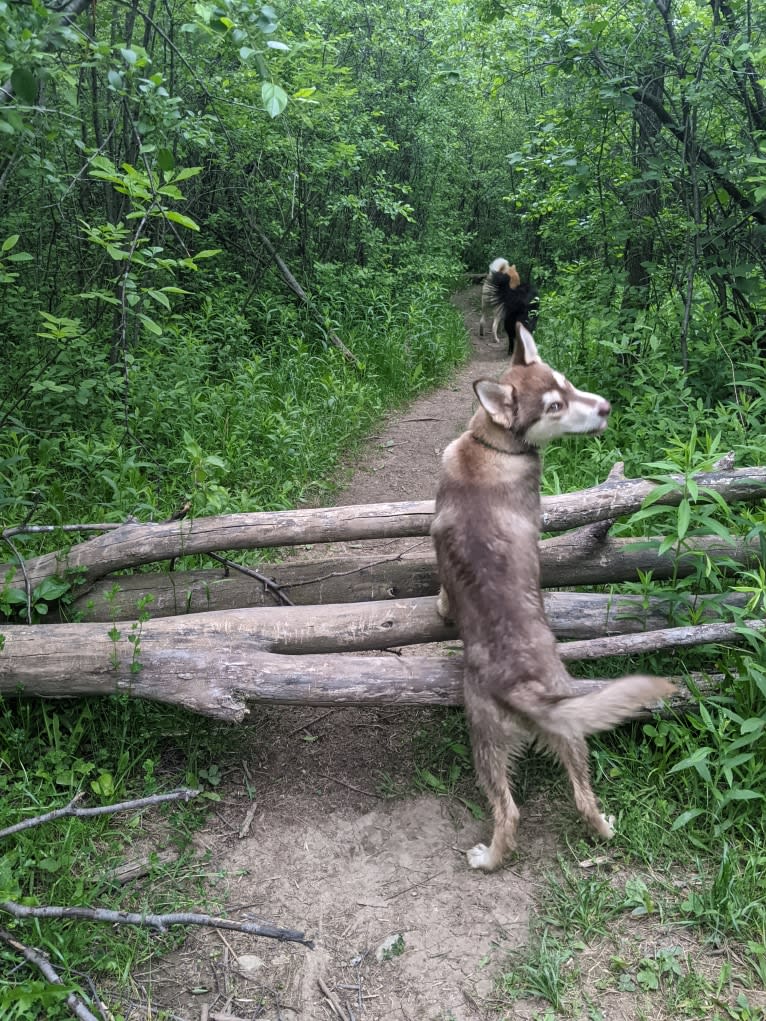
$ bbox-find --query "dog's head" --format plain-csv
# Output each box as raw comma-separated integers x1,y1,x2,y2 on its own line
473,324,611,447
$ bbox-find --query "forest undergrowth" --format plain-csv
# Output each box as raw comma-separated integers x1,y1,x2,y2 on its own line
2,0,766,1014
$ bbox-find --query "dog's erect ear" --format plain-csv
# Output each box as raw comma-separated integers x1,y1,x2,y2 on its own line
510,322,540,366
507,264,521,289
473,378,516,429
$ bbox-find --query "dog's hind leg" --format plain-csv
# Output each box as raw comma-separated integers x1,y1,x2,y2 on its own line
543,733,615,840
464,705,526,870
492,307,504,346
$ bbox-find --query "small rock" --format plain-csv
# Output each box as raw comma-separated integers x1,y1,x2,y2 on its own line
237,954,266,980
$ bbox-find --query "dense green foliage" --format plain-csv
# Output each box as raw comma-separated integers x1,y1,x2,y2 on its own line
1,0,766,1015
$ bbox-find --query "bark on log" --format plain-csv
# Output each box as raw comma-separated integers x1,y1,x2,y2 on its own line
0,594,751,719
11,592,748,665
0,626,718,721
60,534,761,621
3,465,765,593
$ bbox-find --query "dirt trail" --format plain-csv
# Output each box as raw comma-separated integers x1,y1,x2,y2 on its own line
144,289,565,1021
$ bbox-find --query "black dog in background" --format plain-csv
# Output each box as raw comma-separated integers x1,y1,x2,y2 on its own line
485,269,539,355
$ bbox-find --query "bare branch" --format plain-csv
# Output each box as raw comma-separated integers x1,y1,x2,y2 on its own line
0,928,102,1021
0,788,201,841
561,618,764,661
0,902,313,946
208,552,294,607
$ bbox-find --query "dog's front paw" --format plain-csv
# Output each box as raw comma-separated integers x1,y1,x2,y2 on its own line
435,588,453,623
466,843,495,871
597,813,616,840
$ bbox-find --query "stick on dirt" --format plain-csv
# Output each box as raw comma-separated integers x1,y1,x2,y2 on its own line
0,901,314,946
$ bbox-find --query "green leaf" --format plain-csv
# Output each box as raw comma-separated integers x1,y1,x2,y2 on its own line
157,184,184,199
171,166,202,182
677,498,691,540
157,147,175,172
139,313,163,336
1,234,19,253
720,788,764,804
164,210,200,231
147,288,171,310
740,718,765,734
671,808,705,830
34,578,71,601
11,66,37,104
641,482,680,508
262,82,288,118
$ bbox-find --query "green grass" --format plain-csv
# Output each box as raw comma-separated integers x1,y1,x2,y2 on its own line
0,265,469,543
0,696,250,1018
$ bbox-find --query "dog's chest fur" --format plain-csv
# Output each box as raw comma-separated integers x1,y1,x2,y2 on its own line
432,435,563,692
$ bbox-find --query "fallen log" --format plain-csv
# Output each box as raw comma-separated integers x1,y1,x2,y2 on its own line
60,534,762,621
7,592,748,668
0,625,724,720
1,590,754,716
4,466,765,593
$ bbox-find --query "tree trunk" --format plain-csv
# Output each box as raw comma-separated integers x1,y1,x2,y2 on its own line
56,534,761,622
0,622,721,722
0,594,751,719
4,466,765,593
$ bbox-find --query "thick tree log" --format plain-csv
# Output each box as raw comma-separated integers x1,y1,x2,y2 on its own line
0,596,751,719
60,534,762,621
9,592,748,669
3,466,765,593
0,622,718,721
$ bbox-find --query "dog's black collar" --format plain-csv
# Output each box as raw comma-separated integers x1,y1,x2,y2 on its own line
471,433,538,457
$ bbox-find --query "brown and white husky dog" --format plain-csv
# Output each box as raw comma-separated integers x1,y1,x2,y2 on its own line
431,323,674,871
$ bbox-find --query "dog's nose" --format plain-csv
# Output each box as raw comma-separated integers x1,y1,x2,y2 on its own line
598,400,611,418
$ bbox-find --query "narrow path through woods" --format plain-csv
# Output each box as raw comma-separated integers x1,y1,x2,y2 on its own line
144,288,566,1021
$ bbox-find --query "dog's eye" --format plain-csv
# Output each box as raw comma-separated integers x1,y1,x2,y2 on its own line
547,401,563,413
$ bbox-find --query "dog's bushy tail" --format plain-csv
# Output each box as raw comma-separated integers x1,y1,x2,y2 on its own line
517,675,675,740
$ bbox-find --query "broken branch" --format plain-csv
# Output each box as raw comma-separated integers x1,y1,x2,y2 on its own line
0,788,201,841
0,901,313,947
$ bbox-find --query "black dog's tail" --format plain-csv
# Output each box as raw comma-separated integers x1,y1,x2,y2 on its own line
486,271,539,354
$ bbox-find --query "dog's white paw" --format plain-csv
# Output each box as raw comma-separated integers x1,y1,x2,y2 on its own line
598,813,616,840
435,588,453,623
466,843,494,871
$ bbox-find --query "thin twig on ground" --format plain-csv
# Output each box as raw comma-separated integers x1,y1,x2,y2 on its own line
0,788,201,840
237,802,258,839
0,901,313,945
318,976,350,1020
0,927,102,1021
315,773,385,800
